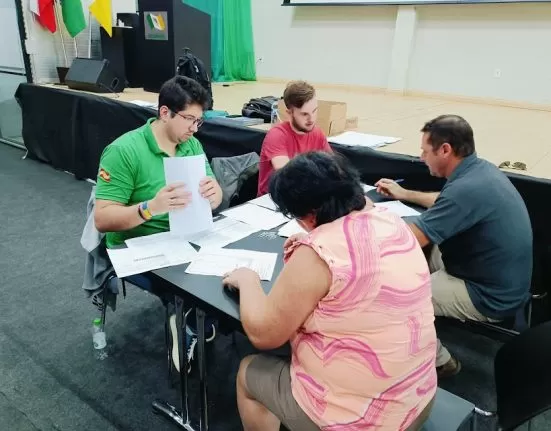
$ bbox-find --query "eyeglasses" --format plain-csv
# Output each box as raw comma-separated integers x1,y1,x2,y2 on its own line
172,110,204,128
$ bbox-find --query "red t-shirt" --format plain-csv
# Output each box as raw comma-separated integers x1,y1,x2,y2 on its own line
257,122,333,196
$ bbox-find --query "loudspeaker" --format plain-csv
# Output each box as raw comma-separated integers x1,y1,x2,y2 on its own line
65,58,126,93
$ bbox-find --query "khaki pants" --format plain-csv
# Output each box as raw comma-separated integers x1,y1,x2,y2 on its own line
429,247,494,367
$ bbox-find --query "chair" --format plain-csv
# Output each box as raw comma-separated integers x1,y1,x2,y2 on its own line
421,388,476,431
476,320,551,431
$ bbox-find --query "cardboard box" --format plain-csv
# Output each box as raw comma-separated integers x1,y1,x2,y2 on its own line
277,99,356,136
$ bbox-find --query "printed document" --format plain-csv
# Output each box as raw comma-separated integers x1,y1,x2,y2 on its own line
222,203,289,230
185,217,260,249
185,248,278,281
164,155,213,237
125,232,198,264
330,131,401,148
248,194,278,211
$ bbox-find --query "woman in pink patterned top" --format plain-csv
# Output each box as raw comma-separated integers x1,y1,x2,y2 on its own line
223,152,437,431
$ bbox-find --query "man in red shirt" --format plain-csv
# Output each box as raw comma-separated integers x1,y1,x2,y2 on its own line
257,81,333,196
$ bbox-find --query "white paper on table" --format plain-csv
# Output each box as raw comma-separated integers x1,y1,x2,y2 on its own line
164,155,213,237
277,219,307,238
128,100,157,109
361,183,376,193
185,248,278,281
221,203,289,230
125,232,198,264
107,247,174,278
248,194,278,211
330,131,401,148
375,201,421,217
185,217,259,249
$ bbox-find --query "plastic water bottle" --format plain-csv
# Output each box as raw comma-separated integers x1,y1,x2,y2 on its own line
92,318,108,360
271,101,279,124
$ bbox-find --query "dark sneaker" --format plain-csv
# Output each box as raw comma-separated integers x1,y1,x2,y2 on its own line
437,355,462,378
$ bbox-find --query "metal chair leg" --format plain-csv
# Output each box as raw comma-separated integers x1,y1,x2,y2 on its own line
100,288,107,329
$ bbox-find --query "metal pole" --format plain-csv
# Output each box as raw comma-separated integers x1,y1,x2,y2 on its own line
54,1,68,67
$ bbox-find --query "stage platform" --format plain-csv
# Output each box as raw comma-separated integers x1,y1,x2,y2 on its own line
39,80,551,180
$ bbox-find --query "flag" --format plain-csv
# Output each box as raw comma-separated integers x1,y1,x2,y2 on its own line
146,13,165,31
89,0,112,37
34,0,57,33
61,0,86,37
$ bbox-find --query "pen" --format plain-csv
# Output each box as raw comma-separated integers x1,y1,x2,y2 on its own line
394,179,404,183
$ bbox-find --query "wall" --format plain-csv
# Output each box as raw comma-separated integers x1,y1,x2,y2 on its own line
252,1,397,88
20,0,137,83
252,0,551,106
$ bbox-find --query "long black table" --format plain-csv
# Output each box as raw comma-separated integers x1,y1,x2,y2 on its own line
14,83,551,323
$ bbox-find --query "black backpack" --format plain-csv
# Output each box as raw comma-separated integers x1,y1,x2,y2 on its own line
176,48,214,110
242,96,279,123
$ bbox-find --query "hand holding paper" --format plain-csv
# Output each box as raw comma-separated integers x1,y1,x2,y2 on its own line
149,182,191,215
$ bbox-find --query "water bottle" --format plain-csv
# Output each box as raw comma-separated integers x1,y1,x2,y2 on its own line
92,318,108,360
271,100,279,124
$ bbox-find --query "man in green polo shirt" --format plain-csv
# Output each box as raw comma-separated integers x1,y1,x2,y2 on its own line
94,75,223,373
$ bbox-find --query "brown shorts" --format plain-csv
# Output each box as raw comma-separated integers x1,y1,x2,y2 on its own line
245,354,435,431
245,354,320,431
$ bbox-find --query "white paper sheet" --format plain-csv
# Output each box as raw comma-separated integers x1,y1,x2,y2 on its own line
330,131,401,148
277,219,307,238
164,155,213,237
107,248,174,278
362,183,376,193
125,232,198,265
222,203,289,230
248,194,278,211
185,217,260,249
375,201,421,217
185,248,278,281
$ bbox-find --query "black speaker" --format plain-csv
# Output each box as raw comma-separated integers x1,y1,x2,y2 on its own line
65,58,126,93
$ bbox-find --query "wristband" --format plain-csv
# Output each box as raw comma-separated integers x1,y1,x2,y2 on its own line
140,201,153,220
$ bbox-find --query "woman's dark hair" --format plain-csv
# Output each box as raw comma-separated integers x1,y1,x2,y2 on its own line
157,76,209,116
269,151,366,226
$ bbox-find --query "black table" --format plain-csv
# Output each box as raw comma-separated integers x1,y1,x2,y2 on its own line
148,226,285,430
146,189,417,430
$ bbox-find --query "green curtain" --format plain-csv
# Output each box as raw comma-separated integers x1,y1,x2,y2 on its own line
182,0,256,82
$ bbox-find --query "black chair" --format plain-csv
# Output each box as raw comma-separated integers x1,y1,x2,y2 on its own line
475,320,551,430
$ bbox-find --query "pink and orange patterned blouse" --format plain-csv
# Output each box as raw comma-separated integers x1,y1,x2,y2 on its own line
287,207,437,430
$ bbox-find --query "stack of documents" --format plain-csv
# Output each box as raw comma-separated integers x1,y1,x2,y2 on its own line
330,131,401,148
185,248,278,281
375,201,420,217
222,203,289,230
185,217,259,249
108,234,198,278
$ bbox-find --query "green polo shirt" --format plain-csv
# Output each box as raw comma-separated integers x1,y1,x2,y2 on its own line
95,118,214,248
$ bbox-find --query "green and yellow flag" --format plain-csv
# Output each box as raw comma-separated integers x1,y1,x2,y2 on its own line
61,0,86,37
89,0,112,37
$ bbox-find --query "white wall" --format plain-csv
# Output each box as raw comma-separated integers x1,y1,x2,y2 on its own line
252,0,551,106
252,1,397,88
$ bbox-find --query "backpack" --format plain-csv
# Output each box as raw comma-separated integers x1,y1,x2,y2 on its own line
242,96,279,123
176,48,214,110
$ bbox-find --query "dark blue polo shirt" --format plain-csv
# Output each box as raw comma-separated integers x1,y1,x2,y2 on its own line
413,154,533,320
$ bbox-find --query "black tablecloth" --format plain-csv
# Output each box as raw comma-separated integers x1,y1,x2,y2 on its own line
15,83,551,323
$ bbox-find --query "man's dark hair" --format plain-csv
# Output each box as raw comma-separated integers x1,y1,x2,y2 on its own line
421,115,475,158
158,76,209,117
283,81,316,109
269,152,366,226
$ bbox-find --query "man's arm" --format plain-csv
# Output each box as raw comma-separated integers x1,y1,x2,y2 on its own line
95,183,190,233
271,155,290,170
237,245,331,350
375,178,439,208
408,223,431,248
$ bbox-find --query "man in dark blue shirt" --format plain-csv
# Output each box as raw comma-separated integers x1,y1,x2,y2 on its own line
376,115,533,378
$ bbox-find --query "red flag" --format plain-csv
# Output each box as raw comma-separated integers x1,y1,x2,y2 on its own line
36,0,57,33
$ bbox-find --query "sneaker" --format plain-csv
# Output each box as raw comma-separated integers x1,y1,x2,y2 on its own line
184,308,216,343
437,355,462,378
169,314,194,374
